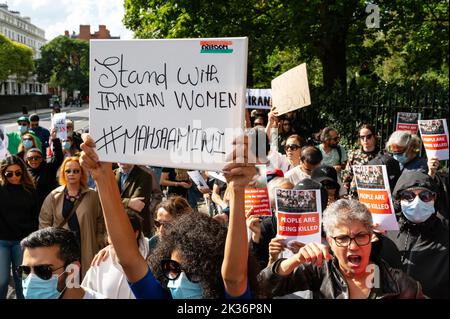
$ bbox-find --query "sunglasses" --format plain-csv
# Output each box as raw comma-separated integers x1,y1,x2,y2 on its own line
154,220,170,229
16,264,65,281
5,170,22,178
64,169,80,174
359,134,373,140
27,156,42,161
399,190,435,203
161,259,201,283
284,144,301,151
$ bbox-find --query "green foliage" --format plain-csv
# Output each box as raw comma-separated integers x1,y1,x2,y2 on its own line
36,36,89,97
0,34,34,83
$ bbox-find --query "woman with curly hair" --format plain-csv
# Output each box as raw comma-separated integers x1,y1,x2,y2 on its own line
0,155,38,299
80,134,257,299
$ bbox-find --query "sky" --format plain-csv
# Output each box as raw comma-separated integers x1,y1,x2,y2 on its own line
5,0,134,41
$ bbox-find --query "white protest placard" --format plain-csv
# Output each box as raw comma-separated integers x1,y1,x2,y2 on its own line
418,119,449,160
0,125,7,159
396,112,421,134
271,63,311,116
246,89,271,109
187,171,209,188
275,189,322,246
353,165,399,231
90,38,248,171
52,112,67,141
207,170,227,183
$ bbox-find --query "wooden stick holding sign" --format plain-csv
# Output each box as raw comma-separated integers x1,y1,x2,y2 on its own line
271,63,311,116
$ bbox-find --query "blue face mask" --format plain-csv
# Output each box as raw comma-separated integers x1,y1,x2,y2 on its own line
167,272,203,299
22,139,34,149
393,153,409,165
62,141,72,150
18,125,28,134
22,273,64,299
401,197,435,224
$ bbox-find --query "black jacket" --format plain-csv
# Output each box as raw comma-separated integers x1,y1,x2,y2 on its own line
27,138,63,208
0,184,39,241
258,257,424,299
378,170,449,299
250,214,277,270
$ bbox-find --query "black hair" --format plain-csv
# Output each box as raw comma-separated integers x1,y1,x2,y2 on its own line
126,209,144,245
301,146,323,165
20,227,80,265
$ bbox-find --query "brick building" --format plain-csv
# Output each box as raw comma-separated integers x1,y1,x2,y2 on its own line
64,25,120,41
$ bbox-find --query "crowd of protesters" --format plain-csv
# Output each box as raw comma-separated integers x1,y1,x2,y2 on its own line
0,104,448,300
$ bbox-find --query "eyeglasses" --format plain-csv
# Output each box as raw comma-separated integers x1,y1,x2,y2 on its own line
284,144,301,151
154,220,170,229
399,190,435,203
161,259,201,283
331,233,371,247
5,170,22,178
64,169,80,174
22,138,33,142
16,264,65,281
27,156,42,161
359,134,373,140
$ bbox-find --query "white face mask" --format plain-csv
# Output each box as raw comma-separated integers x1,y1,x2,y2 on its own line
401,197,435,223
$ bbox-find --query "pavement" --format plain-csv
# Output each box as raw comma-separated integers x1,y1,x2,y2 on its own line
0,104,89,123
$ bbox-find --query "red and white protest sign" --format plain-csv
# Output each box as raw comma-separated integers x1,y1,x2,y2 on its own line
396,112,420,134
245,165,271,216
275,189,322,245
354,165,399,231
418,119,449,160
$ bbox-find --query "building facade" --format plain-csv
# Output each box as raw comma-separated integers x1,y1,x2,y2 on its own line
65,25,120,41
0,3,48,95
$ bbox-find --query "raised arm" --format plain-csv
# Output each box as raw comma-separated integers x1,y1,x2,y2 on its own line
79,135,148,283
221,135,256,297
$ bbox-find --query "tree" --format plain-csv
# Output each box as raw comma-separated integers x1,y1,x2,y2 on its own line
36,36,89,97
0,34,34,83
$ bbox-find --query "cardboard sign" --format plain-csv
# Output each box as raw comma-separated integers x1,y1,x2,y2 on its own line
245,164,271,216
418,119,449,160
246,89,271,109
90,38,248,171
275,189,322,245
0,125,6,159
187,170,209,188
52,112,67,141
271,63,311,116
354,165,399,231
396,112,420,134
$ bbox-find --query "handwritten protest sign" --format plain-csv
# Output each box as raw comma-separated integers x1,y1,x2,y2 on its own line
396,112,420,134
245,165,271,216
52,112,67,141
187,171,209,188
246,89,271,109
0,125,7,159
275,189,322,246
90,38,248,171
354,165,398,231
271,63,311,116
418,119,449,160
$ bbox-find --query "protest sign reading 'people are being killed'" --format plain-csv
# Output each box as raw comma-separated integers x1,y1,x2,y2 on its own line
271,63,311,116
246,89,271,110
354,165,399,231
89,38,248,171
244,165,271,216
396,112,421,134
275,189,322,245
418,119,449,161
52,112,67,141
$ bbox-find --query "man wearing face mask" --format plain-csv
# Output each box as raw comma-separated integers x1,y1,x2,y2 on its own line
6,116,41,156
19,227,106,299
377,170,449,299
385,131,428,173
29,114,50,155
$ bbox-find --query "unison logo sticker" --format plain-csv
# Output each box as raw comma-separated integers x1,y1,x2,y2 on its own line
200,41,233,54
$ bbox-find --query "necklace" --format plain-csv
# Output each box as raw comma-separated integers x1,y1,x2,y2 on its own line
64,188,81,203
